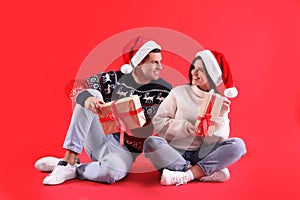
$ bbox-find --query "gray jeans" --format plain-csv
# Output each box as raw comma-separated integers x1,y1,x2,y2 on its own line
143,136,246,175
63,89,134,183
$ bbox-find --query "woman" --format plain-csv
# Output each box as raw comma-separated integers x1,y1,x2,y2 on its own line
143,49,246,186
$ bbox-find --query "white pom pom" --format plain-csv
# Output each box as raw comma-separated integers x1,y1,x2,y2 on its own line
224,87,238,98
120,64,133,74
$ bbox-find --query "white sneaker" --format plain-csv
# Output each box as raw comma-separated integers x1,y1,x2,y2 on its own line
42,161,77,185
34,156,61,172
199,168,230,182
160,169,192,186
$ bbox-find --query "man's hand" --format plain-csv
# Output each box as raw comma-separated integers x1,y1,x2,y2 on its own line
84,97,104,114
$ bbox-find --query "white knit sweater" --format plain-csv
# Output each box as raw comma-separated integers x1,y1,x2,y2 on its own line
152,85,230,151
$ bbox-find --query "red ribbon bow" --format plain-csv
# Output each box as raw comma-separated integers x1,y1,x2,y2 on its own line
104,112,115,121
194,94,217,137
195,114,213,137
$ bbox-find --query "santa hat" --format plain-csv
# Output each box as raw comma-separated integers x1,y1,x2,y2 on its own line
120,36,161,74
196,50,238,98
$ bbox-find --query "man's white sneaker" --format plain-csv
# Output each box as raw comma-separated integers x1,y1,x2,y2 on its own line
34,156,61,172
199,168,230,182
160,169,193,186
42,161,77,185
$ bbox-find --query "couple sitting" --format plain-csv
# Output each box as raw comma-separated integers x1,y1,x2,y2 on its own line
35,36,246,186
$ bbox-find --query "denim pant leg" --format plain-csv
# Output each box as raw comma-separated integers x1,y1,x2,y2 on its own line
63,89,107,154
143,136,190,171
77,133,134,183
196,137,247,176
63,89,134,183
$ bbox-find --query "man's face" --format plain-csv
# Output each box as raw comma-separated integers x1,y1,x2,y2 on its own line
139,52,162,81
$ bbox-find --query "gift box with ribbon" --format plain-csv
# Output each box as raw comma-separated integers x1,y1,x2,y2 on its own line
98,95,146,145
194,92,227,137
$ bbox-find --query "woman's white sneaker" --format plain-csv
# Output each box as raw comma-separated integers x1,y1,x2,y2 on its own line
199,168,230,182
160,169,193,186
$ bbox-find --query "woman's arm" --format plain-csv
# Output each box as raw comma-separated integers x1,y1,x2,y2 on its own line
152,91,195,141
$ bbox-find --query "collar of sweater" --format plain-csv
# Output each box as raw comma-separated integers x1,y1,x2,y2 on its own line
190,85,207,98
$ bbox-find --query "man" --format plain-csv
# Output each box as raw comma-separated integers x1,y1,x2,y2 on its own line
35,36,172,185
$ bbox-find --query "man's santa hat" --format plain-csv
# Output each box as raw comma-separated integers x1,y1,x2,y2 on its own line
121,36,161,74
196,49,238,98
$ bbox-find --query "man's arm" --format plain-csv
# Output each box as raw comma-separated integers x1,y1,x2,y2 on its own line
65,71,123,102
76,89,105,114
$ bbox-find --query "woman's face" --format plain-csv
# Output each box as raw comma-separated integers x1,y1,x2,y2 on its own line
191,59,211,91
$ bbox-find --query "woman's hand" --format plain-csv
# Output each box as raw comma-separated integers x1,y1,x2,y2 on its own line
187,122,196,134
84,97,105,114
220,98,231,116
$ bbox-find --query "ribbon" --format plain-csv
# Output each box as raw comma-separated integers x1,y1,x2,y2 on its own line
99,107,143,123
99,100,143,146
100,112,115,122
195,114,213,137
194,94,216,137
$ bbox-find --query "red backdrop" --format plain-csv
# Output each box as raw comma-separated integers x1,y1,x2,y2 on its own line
1,0,300,199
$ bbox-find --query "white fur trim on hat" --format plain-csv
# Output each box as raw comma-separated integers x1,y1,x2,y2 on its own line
224,87,238,98
196,50,223,86
120,64,133,74
130,41,161,67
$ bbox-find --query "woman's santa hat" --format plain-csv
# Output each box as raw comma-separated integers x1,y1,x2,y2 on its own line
196,50,238,98
121,36,161,74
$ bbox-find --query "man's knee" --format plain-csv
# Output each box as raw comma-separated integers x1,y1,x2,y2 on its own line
101,156,131,183
91,167,128,184
77,159,129,184
143,136,166,153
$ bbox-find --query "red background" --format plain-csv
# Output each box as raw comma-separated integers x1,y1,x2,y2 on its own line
1,0,300,199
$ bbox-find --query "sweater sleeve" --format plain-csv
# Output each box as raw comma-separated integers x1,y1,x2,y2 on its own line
76,90,93,107
65,71,122,103
152,91,195,141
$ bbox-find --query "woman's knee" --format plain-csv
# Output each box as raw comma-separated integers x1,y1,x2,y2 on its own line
230,137,247,157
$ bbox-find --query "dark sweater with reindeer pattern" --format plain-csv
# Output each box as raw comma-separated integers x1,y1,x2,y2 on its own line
69,71,172,153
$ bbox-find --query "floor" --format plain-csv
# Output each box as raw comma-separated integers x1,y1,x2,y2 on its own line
1,1,300,199
1,123,300,200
